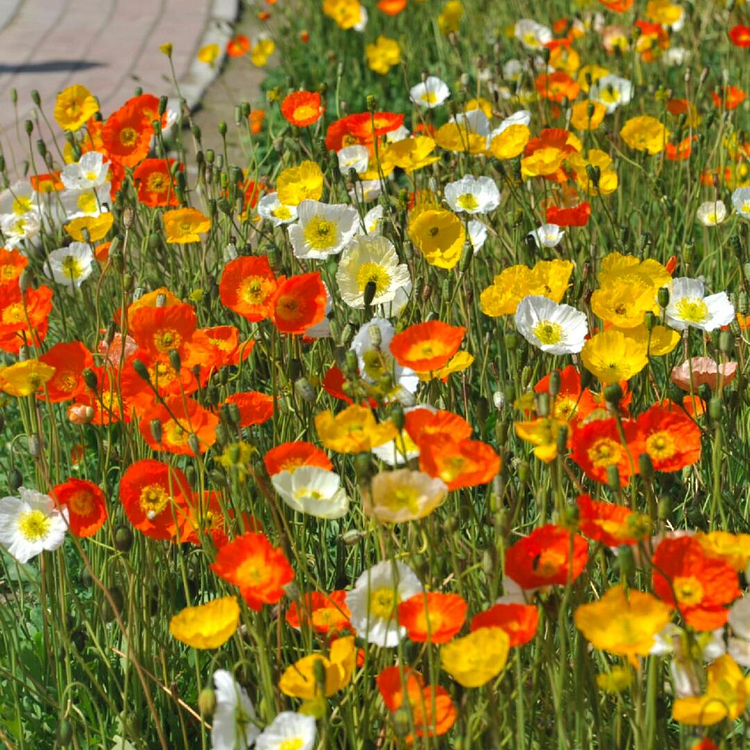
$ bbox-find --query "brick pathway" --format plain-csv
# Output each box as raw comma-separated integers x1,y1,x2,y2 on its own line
0,0,238,156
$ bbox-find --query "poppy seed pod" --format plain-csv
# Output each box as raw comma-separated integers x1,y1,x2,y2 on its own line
548,370,561,397
198,687,216,718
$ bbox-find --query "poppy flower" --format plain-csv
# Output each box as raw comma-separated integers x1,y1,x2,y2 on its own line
376,666,456,737
665,135,696,161
570,417,644,485
133,158,181,207
470,603,539,647
377,0,406,14
404,407,472,445
139,396,219,455
119,350,197,414
712,85,746,110
163,208,211,244
389,321,465,373
38,341,93,402
129,302,198,359
534,365,583,422
505,524,588,590
203,325,255,369
0,360,55,397
119,459,190,540
52,478,107,538
576,494,651,547
535,72,580,102
101,101,152,167
281,91,324,128
597,0,633,10
210,531,294,611
74,366,128,426
270,272,327,335
0,248,27,285
397,592,467,644
224,391,274,427
441,628,510,687
729,25,750,47
219,255,278,322
315,404,398,453
54,84,99,131
419,434,500,491
652,536,741,631
30,172,64,193
227,34,250,57
0,282,53,354
169,596,240,649
285,590,352,635
64,213,114,243
279,635,355,699
637,403,701,472
264,441,333,476
545,202,591,227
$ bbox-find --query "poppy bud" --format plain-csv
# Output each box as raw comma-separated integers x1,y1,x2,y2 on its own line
36,139,47,158
657,287,670,308
218,120,228,137
503,382,515,406
585,164,600,189
443,517,458,534
606,464,620,491
482,547,496,575
342,528,362,546
68,404,94,425
368,323,382,348
709,396,721,420
604,383,622,406
103,586,124,623
392,707,411,738
460,243,473,272
345,350,359,376
719,330,734,354
476,396,489,429
657,495,672,521
517,461,530,483
548,370,561,397
9,467,22,491
638,452,654,480
294,377,316,403
132,359,150,383
521,365,532,388
168,349,181,372
556,425,568,456
363,280,377,308
505,331,519,351
617,545,635,582
57,719,73,746
114,525,134,553
24,119,33,136
198,687,216,718
150,418,163,445
354,453,372,482
10,88,16,104
188,434,200,455
535,392,550,418
82,367,98,392
313,657,327,693
390,402,405,432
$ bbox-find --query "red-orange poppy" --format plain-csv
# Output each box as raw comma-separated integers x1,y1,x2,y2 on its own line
397,592,467,644
597,0,633,11
419,434,500,491
505,524,589,590
576,494,643,547
224,391,274,427
377,0,407,14
348,111,405,142
210,531,294,610
30,172,64,193
249,109,266,134
389,321,465,373
182,491,260,548
0,248,27,285
219,255,278,322
545,202,591,227
101,101,152,167
729,24,750,47
470,603,539,647
712,85,746,110
570,417,643,485
637,403,701,472
119,349,198,414
376,666,456,738
74,366,128,426
404,407,472,445
0,281,53,354
139,396,219,455
535,72,580,103
286,590,352,635
534,365,583,423
127,93,167,129
241,178,265,210
281,91,324,128
263,441,333,475
652,536,740,631
665,135,696,161
203,325,255,368
227,34,251,57
576,380,633,421
129,302,198,359
52,478,107,537
322,366,379,407
119,459,190,540
38,341,94,402
271,272,327,335
133,158,181,207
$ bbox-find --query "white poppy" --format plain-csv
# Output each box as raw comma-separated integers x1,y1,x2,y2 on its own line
60,184,111,220
353,3,368,31
256,712,316,750
349,179,382,204
514,19,553,49
0,180,37,217
385,125,411,143
514,295,588,355
258,192,298,226
61,152,110,191
211,669,260,750
377,281,411,319
729,595,750,668
362,469,448,523
468,220,488,253
304,282,332,339
288,200,359,259
44,242,95,288
0,487,68,564
529,223,565,248
502,59,526,82
336,235,411,309
450,110,491,149
696,200,727,226
338,145,369,175
1,211,41,249
362,204,385,235
271,466,349,519
444,175,500,214
409,76,450,109
345,560,423,647
663,47,691,66
490,109,532,139
589,74,633,113
731,186,750,220
664,277,735,332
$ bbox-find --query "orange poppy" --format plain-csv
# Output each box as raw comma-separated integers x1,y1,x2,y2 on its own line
129,302,198,359
397,592,467,644
665,135,696,161
404,407,472,445
545,202,591,227
535,72,580,103
119,459,190,540
534,365,583,423
712,85,746,110
270,272,327,335
376,666,456,738
52,478,108,538
470,603,539,647
637,403,701,472
227,34,250,57
203,325,255,368
419,434,500,491
127,93,167,129
182,491,260,548
570,418,643,485
139,396,218,455
576,494,646,547
347,111,405,143
241,178,265,210
101,101,152,167
219,255,278,322
652,536,740,631
119,350,198,414
210,531,294,610
576,380,632,422
729,25,750,47
263,441,333,475
133,158,181,207
30,172,64,193
281,91,324,127
378,0,407,14
38,341,94,402
0,248,27,285
0,281,53,354
597,0,633,11
505,524,589,590
286,590,352,635
224,391,274,427
75,366,128,426
523,128,579,182
389,321,466,373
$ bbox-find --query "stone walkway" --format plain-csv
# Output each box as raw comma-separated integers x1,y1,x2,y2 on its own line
0,0,239,159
